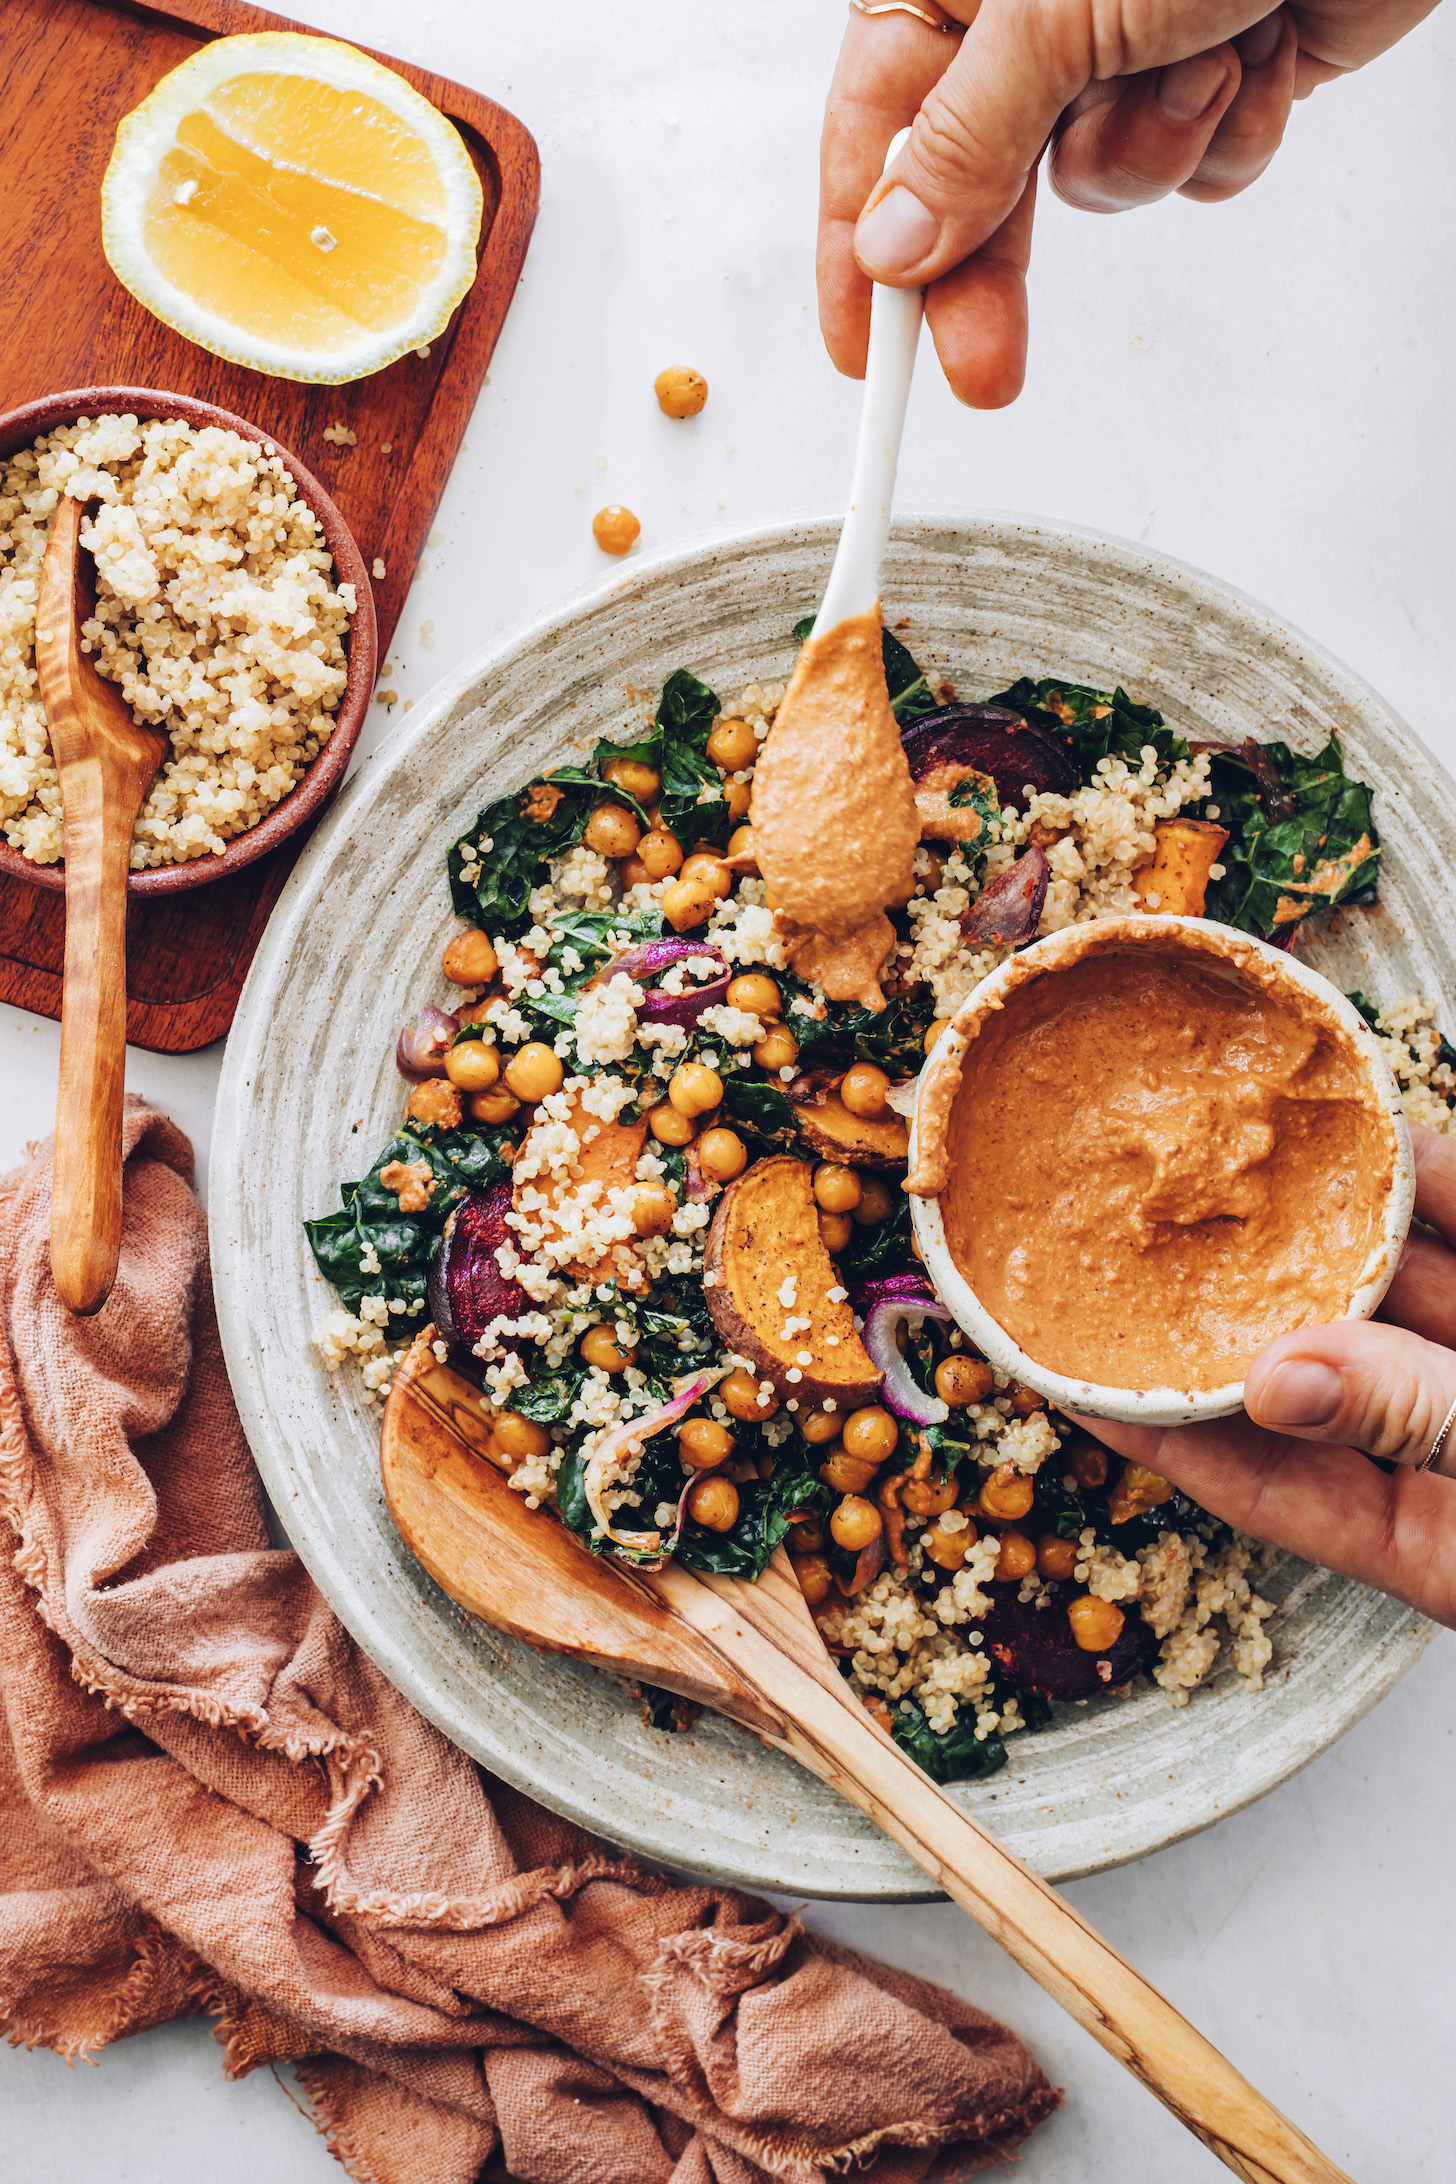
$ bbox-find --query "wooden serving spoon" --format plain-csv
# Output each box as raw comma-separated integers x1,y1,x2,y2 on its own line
382,1333,1353,2184
33,495,166,1315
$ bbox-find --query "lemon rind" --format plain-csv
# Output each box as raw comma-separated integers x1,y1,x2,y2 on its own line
100,30,484,386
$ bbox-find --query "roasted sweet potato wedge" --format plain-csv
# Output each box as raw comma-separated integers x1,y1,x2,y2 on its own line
512,1096,650,1288
703,1157,882,1407
791,1088,909,1168
1131,817,1230,918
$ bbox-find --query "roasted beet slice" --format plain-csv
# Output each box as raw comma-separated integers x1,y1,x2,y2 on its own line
901,703,1078,810
980,1580,1157,1701
427,1180,527,1352
961,844,1050,946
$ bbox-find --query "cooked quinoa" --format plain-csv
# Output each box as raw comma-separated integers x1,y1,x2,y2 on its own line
0,414,354,869
307,638,1426,1783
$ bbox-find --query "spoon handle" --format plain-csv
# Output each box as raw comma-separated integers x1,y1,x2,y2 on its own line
813,128,924,637
51,746,136,1315
672,1562,1352,2184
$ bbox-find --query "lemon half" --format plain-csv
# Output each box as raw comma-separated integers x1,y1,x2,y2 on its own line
102,32,484,384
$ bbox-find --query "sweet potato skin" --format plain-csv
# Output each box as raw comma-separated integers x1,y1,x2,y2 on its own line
790,1088,908,1168
1131,817,1230,917
703,1157,882,1407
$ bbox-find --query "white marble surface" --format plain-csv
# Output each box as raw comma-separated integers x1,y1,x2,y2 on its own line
3,0,1453,2176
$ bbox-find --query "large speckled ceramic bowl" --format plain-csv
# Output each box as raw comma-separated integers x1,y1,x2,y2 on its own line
212,515,1436,1900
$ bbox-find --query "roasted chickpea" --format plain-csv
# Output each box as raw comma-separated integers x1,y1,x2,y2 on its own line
668,1061,724,1117
493,1411,550,1462
686,1476,740,1531
580,1323,635,1372
995,1530,1037,1582
790,1550,833,1607
922,1515,975,1570
679,851,732,898
1069,1438,1109,1490
923,1019,949,1057
503,1043,564,1103
726,823,758,868
583,801,641,860
752,1026,799,1074
842,1405,899,1466
901,1472,959,1518
1008,1383,1047,1417
631,1185,677,1237
977,1462,1035,1523
636,827,684,880
840,1061,890,1118
934,1353,994,1407
820,1446,879,1496
648,1099,695,1147
601,755,661,802
1036,1533,1078,1582
697,1126,747,1182
706,716,758,772
817,1209,852,1252
440,1039,498,1093
619,855,651,890
726,971,780,1018
592,504,640,555
1068,1595,1126,1652
787,1511,823,1551
852,1174,896,1226
661,876,719,931
724,778,752,821
679,1417,736,1470
469,1085,521,1126
800,1408,841,1446
830,1494,883,1552
813,1163,862,1215
721,1367,777,1422
1107,1462,1176,1527
654,364,709,418
442,929,498,986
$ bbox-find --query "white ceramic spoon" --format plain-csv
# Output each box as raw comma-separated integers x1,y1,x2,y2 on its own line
812,128,923,637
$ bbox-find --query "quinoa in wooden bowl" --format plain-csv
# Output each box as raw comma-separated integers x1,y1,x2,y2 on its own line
0,385,376,897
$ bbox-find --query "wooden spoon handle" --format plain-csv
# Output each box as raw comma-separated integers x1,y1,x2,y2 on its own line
51,752,136,1315
670,1570,1351,2184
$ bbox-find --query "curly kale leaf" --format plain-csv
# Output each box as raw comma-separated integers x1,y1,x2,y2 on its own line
594,670,731,847
792,615,940,725
891,1698,1009,1784
447,776,598,934
511,1364,589,1426
783,978,934,1078
989,674,1188,778
1202,737,1380,940
721,1075,801,1155
837,1189,913,1278
545,906,664,982
305,1126,510,1312
677,1457,830,1580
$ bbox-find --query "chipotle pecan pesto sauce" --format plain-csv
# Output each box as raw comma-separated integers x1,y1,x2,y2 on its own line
927,933,1393,1391
751,606,917,1009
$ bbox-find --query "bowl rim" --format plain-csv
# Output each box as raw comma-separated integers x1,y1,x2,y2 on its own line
0,384,377,897
908,912,1417,1426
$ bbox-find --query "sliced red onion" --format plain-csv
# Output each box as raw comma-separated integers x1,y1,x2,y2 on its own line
961,843,1050,947
639,971,732,1030
396,1005,462,1079
844,1531,888,1596
861,1291,953,1426
598,938,727,987
582,1366,728,1561
683,1149,713,1201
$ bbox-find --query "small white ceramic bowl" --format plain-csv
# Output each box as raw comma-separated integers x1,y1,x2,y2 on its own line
908,914,1416,1427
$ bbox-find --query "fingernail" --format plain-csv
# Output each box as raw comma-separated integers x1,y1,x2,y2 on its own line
1156,52,1233,123
1236,11,1283,67
855,186,941,277
1250,1360,1344,1429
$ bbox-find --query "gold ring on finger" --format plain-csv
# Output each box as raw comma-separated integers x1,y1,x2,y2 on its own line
1416,1393,1456,1474
848,1,961,30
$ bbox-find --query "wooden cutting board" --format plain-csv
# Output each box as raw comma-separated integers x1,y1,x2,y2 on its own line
0,0,539,1052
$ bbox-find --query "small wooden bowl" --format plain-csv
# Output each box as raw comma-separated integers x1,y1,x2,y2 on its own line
0,385,377,898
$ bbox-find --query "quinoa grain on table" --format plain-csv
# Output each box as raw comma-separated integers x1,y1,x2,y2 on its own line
0,414,354,870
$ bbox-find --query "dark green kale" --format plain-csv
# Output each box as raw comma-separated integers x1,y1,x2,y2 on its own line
720,1075,801,1156
783,977,935,1079
1202,738,1380,940
447,775,598,935
890,1697,1009,1784
545,906,664,981
837,1190,913,1278
510,1364,589,1426
677,1456,830,1580
791,615,941,725
304,1126,511,1312
989,675,1188,778
590,669,731,848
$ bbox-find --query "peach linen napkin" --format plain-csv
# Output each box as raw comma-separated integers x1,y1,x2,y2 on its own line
0,1100,1060,2183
